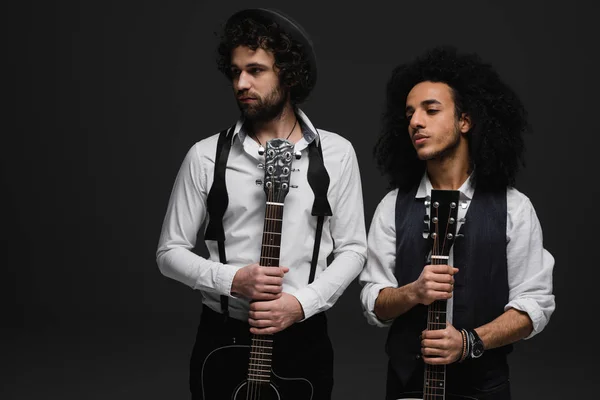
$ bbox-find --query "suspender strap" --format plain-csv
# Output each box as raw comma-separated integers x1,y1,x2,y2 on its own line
204,126,234,317
306,137,332,284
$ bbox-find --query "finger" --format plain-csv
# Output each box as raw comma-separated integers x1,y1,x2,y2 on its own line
248,310,271,320
280,266,290,273
250,326,281,335
248,318,273,328
426,281,454,292
422,355,451,365
425,264,452,274
421,339,448,350
421,346,446,357
259,284,283,294
421,329,446,340
262,267,286,277
251,292,279,302
262,276,284,287
249,300,274,311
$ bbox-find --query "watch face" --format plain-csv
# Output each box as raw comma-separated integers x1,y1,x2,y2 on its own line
472,342,484,358
469,331,484,359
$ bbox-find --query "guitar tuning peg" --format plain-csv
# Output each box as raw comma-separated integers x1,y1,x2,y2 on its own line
258,146,265,156
294,150,302,160
291,185,298,188
456,233,465,238
459,217,466,223
423,215,430,223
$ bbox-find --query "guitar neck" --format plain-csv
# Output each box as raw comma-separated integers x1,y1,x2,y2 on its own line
423,299,447,400
247,201,284,385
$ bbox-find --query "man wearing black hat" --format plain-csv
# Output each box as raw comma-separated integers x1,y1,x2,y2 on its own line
156,8,367,400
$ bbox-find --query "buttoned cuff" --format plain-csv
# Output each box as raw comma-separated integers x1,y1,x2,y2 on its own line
292,286,320,321
213,263,239,297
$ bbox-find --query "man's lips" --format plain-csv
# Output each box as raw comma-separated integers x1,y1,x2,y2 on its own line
413,133,429,143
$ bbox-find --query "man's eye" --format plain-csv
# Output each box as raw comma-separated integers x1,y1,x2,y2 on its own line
230,70,240,77
427,109,440,114
250,68,262,74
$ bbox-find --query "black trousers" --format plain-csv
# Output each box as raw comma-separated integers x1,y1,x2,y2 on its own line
190,304,334,400
386,358,511,400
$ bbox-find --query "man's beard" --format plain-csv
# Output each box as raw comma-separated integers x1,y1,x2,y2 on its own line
237,85,288,123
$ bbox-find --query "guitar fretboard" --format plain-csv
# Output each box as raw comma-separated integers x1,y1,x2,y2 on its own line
259,202,283,266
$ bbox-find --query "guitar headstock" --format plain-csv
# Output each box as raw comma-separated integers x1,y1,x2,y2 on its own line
428,189,461,259
263,138,295,202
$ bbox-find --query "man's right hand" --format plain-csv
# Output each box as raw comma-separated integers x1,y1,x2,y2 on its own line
412,264,458,305
231,263,289,301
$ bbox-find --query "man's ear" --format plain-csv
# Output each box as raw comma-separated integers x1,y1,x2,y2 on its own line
459,113,472,134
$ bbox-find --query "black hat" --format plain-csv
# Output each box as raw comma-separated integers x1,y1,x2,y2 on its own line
225,8,318,89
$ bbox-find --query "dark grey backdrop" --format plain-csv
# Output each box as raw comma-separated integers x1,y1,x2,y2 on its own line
5,0,598,399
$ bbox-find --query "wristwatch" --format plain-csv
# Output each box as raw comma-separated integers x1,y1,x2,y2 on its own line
468,329,484,359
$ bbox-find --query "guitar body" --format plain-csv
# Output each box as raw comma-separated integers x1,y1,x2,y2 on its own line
201,344,314,400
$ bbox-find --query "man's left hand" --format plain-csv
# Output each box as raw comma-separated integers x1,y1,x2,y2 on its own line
248,293,305,335
421,322,464,365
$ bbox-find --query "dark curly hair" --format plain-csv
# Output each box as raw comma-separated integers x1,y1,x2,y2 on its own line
216,15,314,105
374,45,529,192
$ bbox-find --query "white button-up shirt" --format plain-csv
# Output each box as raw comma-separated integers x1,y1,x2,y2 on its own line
157,109,367,321
359,173,555,339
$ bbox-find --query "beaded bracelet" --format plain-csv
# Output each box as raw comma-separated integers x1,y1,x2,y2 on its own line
459,328,468,363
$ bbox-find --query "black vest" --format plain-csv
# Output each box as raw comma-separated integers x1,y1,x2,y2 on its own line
200,125,332,317
387,185,512,393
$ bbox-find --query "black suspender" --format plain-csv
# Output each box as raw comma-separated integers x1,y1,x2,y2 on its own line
203,126,332,315
203,126,234,318
306,138,332,283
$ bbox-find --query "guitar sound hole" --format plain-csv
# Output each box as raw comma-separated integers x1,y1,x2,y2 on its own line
233,381,280,400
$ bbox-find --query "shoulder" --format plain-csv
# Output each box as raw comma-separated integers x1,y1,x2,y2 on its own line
317,129,354,154
188,129,230,162
506,186,535,215
376,189,399,214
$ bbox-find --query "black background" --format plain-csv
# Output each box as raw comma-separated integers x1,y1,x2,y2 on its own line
5,1,598,399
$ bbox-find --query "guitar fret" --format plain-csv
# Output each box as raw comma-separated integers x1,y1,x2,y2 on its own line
265,217,282,221
263,231,281,235
248,371,270,376
266,202,284,206
250,348,273,353
249,361,271,366
248,377,270,383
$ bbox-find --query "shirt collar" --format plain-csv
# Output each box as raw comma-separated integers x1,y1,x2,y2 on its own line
231,108,319,146
415,172,475,201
